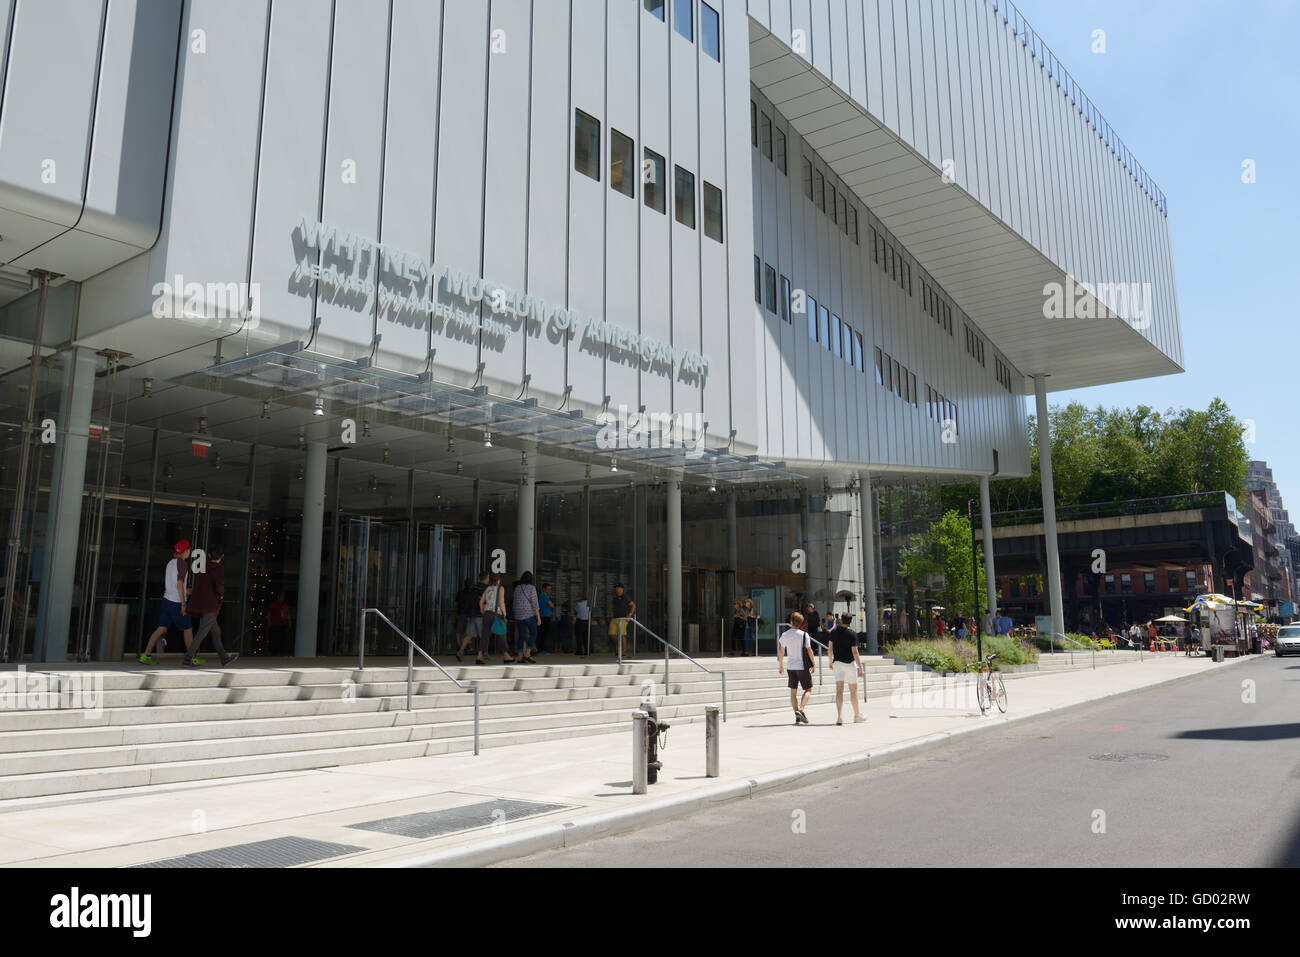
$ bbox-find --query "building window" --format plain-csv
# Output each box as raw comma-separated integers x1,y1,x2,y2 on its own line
760,112,772,160
1144,572,1155,593
644,0,665,21
574,109,600,181
875,347,884,385
808,295,819,342
674,165,695,228
1168,571,1180,592
844,323,854,366
775,128,787,174
871,228,879,264
700,2,720,60
801,157,813,201
847,205,857,242
780,275,791,323
643,148,666,213
764,264,777,313
820,304,831,351
904,262,911,295
832,315,843,357
855,331,864,371
1186,570,1198,591
814,170,825,211
838,193,848,233
673,0,692,41
828,185,838,224
750,100,757,147
753,256,761,304
610,129,635,197
909,372,917,406
1121,574,1132,595
702,181,723,242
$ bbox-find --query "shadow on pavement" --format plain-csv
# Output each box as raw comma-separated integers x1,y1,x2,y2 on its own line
1174,723,1300,742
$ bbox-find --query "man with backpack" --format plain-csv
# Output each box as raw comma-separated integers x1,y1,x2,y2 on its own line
183,545,238,668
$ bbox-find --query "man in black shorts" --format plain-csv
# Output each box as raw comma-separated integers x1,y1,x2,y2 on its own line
778,611,814,724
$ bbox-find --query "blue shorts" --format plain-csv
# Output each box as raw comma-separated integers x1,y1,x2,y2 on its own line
159,600,192,632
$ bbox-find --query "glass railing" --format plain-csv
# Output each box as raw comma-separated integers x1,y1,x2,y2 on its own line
988,491,1233,528
989,0,1167,217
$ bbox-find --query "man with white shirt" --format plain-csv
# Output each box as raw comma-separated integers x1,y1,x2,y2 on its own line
777,611,814,725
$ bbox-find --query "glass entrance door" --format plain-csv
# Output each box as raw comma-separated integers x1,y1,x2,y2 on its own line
411,523,482,655
335,515,409,656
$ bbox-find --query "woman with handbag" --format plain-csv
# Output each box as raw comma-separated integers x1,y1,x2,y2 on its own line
777,611,815,725
480,572,508,662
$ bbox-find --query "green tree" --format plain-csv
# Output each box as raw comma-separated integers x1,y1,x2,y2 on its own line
900,509,983,619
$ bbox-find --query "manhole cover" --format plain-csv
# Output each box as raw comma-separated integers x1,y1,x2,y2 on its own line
1089,752,1169,762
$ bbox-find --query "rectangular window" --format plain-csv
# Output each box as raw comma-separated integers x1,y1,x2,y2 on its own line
833,315,842,358
610,129,634,197
848,206,858,243
820,305,831,351
909,372,917,406
923,285,930,314
1144,572,1155,593
574,109,600,181
926,385,933,419
700,2,720,60
644,0,665,20
760,112,772,160
893,359,902,396
828,185,838,224
814,170,825,211
871,228,879,264
1121,574,1132,595
702,181,723,242
673,0,692,40
1105,575,1115,594
643,148,666,213
753,256,761,304
904,262,911,295
1186,570,1198,591
855,332,864,371
801,156,813,201
674,165,695,228
838,193,848,233
775,128,787,174
844,324,854,366
750,100,757,147
808,296,819,341
764,264,777,313
780,276,791,323
875,347,884,385
885,354,893,392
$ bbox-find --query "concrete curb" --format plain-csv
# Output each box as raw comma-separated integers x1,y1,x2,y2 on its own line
381,654,1259,868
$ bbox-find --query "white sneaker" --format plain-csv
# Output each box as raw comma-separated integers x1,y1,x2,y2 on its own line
854,715,866,723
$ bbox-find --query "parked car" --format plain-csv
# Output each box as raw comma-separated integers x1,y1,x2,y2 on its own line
1275,625,1300,657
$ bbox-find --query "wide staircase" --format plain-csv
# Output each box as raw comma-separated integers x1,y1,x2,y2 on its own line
0,655,912,801
1033,648,1153,671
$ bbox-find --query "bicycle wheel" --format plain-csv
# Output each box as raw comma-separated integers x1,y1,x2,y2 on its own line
993,672,1007,713
976,671,989,713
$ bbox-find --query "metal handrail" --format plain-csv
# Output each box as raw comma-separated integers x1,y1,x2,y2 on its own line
1051,632,1096,670
361,607,480,755
622,617,727,722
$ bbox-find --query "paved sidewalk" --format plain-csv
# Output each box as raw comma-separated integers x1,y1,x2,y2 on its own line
0,653,1254,868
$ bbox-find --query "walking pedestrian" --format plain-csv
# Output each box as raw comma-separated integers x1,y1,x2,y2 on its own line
139,540,195,665
935,616,946,638
538,583,555,653
453,577,480,662
610,583,635,656
575,594,591,656
778,611,814,725
743,598,758,655
469,571,490,664
182,545,238,668
513,570,541,663
481,572,507,661
827,613,866,724
995,608,1012,636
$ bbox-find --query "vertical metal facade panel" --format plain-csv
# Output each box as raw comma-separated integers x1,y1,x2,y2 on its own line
481,0,533,395
918,0,941,171
567,0,607,410
809,0,831,77
698,41,729,436
748,0,771,29
316,0,390,358
787,128,811,460
525,0,571,404
776,118,798,456
827,0,849,93
769,0,790,54
668,8,699,418
375,0,442,373
639,5,671,418
888,0,911,148
905,0,927,164
603,0,639,412
0,0,105,234
844,0,866,106
78,0,180,250
154,0,268,313
432,0,489,388
0,1,13,116
862,0,881,117
248,0,333,343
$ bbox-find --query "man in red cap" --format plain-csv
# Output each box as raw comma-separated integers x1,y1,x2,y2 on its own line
138,540,196,665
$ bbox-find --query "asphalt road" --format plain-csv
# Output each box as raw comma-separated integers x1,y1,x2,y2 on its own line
503,656,1300,867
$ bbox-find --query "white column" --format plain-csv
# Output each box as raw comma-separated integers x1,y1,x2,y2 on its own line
725,492,738,585
517,456,536,574
858,471,879,652
1034,375,1065,641
667,478,682,647
34,347,98,661
295,441,327,657
979,474,997,626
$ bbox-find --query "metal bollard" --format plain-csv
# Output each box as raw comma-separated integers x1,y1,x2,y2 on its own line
705,705,720,777
632,709,648,794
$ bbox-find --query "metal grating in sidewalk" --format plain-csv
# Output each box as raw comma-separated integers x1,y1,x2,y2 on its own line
347,798,570,839
129,835,368,868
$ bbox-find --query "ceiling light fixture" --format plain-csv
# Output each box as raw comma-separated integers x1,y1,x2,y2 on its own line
261,400,271,420
483,430,492,448
142,378,154,399
610,457,618,473
362,420,371,438
456,460,463,474
296,466,304,481
198,416,208,434
297,430,305,450
383,444,391,464
313,395,324,416
447,436,455,454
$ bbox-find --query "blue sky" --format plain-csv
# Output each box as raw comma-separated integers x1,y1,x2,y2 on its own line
1009,0,1299,519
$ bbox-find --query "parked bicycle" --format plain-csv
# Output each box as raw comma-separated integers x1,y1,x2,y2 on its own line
973,653,1007,714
